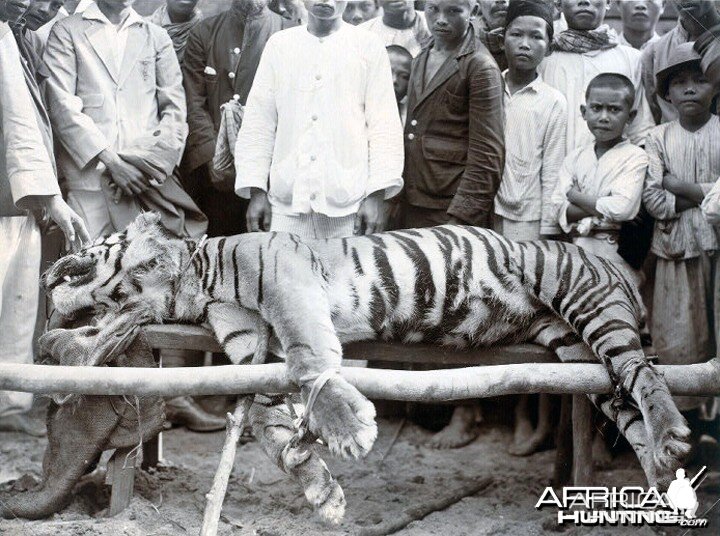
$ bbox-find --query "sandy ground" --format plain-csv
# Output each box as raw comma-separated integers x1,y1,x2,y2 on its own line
0,401,718,536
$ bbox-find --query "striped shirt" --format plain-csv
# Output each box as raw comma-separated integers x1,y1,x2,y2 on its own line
643,118,720,259
494,72,567,235
550,140,647,234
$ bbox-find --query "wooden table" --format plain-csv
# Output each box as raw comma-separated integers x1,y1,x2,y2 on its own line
107,324,588,515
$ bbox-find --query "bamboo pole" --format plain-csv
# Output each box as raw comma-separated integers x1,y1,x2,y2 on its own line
201,325,269,536
0,359,718,399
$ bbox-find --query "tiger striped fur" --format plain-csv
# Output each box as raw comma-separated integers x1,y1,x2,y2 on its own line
41,213,690,520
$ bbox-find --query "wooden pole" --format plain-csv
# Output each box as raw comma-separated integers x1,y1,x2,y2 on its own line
0,359,718,399
201,325,269,536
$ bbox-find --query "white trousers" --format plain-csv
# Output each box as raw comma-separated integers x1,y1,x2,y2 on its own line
0,215,40,417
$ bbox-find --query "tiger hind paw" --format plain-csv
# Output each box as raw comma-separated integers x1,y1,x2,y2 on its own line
305,374,377,459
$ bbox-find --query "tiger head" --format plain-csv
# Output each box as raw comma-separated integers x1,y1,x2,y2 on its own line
43,212,182,316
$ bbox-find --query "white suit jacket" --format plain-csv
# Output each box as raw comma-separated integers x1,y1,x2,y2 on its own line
43,7,187,192
0,23,59,217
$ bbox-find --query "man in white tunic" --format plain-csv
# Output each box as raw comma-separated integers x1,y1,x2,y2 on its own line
235,0,404,239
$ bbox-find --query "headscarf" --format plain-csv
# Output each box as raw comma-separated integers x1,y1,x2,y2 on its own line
147,4,202,64
553,25,619,54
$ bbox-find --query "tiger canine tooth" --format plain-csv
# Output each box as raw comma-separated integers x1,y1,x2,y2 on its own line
63,275,71,282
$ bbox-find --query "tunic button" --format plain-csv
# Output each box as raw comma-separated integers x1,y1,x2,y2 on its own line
310,193,317,200
228,72,235,79
315,74,322,81
410,119,418,126
408,133,415,140
233,47,241,54
310,155,317,162
312,114,318,121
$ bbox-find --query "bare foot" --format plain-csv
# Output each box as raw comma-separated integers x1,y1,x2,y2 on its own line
426,406,480,449
508,430,548,456
0,414,46,437
513,394,534,445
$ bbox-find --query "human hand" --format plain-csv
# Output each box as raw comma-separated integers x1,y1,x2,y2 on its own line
354,191,386,235
246,188,271,232
42,195,90,251
566,187,581,204
99,150,149,200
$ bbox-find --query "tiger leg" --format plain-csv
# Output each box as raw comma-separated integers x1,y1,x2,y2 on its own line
248,397,346,525
205,302,264,364
257,241,377,459
528,318,661,485
522,246,690,476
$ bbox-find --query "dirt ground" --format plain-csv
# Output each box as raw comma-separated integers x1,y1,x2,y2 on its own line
0,400,718,536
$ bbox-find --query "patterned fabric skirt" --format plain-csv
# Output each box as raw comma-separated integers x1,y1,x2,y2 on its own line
652,252,719,414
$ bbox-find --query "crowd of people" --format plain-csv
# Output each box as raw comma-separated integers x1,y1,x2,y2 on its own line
0,0,719,455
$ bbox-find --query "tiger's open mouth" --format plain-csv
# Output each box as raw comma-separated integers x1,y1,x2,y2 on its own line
43,256,97,292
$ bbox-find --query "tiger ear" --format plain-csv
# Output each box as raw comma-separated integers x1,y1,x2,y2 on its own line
126,211,162,240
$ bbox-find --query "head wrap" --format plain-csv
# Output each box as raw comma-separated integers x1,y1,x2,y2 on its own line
505,0,555,42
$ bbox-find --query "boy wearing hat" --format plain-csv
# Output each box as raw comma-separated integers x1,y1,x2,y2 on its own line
642,42,720,419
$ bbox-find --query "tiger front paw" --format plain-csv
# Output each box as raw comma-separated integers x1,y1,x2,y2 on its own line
304,374,377,459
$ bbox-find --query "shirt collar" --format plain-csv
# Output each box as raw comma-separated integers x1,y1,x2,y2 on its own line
618,31,660,50
83,2,144,30
502,70,544,96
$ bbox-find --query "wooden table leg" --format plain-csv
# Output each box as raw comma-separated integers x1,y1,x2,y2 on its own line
141,348,163,469
553,394,573,487
108,446,137,516
572,394,593,486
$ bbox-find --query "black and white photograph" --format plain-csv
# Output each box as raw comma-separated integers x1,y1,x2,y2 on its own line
0,0,719,534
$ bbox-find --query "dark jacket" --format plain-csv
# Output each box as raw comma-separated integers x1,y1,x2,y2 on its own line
181,7,290,173
403,27,505,226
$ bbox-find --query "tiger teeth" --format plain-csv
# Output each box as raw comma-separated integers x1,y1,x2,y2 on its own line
63,275,71,282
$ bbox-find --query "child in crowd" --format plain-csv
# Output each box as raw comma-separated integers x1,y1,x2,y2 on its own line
550,73,648,283
642,43,720,418
539,0,654,151
492,0,566,458
361,0,430,57
617,0,663,51
343,0,378,25
386,44,412,124
494,0,566,241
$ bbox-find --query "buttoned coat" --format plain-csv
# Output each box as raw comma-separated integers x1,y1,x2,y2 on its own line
43,10,187,193
403,28,505,226
181,7,289,173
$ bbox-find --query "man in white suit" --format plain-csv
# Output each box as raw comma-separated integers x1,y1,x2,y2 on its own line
43,0,226,432
43,0,189,239
0,0,89,435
